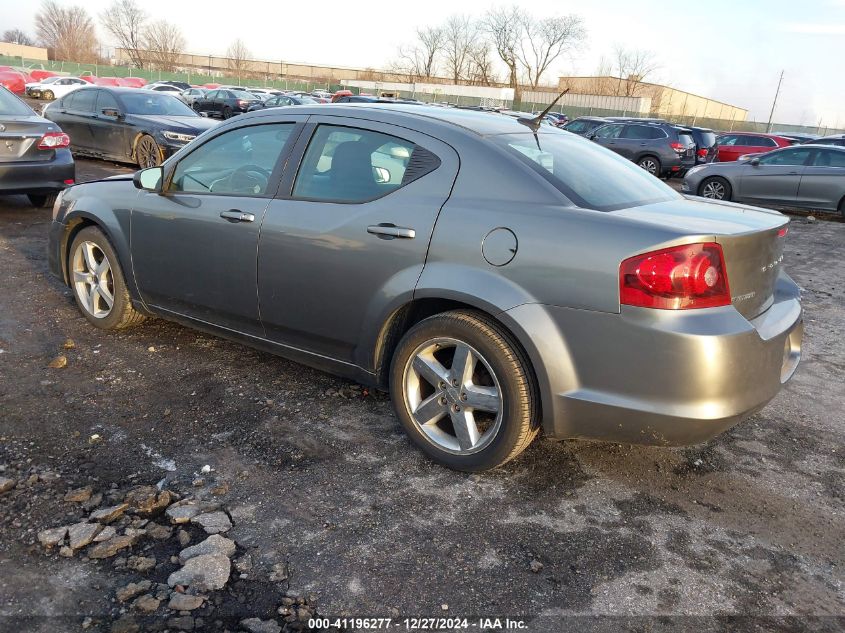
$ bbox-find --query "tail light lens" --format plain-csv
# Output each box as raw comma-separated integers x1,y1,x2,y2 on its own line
697,148,709,158
670,142,686,154
620,242,731,310
37,131,70,149
237,99,248,106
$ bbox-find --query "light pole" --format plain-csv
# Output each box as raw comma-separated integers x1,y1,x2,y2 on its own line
766,70,784,133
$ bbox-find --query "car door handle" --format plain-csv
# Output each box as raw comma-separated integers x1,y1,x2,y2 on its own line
220,210,255,223
367,224,415,239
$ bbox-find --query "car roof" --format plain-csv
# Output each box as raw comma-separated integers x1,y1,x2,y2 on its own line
724,131,788,138
802,143,845,150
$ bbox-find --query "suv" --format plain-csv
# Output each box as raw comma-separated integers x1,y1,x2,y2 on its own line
809,134,845,147
561,116,610,137
589,121,696,177
686,126,718,164
713,132,792,162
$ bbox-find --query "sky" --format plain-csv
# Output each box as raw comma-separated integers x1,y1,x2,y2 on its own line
2,0,842,126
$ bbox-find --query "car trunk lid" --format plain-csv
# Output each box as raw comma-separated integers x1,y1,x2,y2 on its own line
612,197,789,319
0,115,55,163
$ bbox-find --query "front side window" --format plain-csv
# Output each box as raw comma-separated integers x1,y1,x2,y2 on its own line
120,92,197,116
170,123,295,195
71,89,97,113
493,132,679,212
564,120,589,133
293,125,427,202
758,148,811,166
717,135,738,146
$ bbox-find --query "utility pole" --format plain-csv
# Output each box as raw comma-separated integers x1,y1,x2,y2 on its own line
766,70,784,133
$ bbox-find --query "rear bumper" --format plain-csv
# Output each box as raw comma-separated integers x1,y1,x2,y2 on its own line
503,272,803,445
0,150,75,195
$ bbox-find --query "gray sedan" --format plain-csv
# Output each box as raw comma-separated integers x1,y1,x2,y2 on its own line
47,105,802,471
683,144,845,215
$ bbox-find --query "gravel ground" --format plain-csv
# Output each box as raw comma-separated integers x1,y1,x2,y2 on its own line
0,159,843,633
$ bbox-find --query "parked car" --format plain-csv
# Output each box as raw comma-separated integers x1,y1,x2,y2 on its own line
93,77,121,87
714,132,792,162
541,112,569,127
47,104,802,471
808,134,845,147
248,94,319,111
683,144,845,215
0,85,75,207
311,90,332,100
145,83,184,94
589,121,696,177
776,133,819,144
331,89,354,102
43,86,218,168
157,80,191,91
179,87,208,106
499,110,556,127
116,77,147,88
561,116,610,137
686,126,718,164
0,70,27,95
27,76,88,100
246,88,281,98
193,89,262,118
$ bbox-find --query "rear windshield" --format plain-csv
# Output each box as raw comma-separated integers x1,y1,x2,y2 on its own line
678,132,695,147
233,90,257,100
493,132,679,211
0,87,33,116
120,92,198,116
698,131,716,147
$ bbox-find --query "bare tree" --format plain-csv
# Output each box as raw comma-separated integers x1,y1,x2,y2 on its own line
2,28,34,46
35,1,99,62
466,41,497,86
226,39,252,81
442,15,477,83
611,45,659,96
100,0,147,68
484,6,525,101
390,25,444,83
143,20,184,71
517,14,585,89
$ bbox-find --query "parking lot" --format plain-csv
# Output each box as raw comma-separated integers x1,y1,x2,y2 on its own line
0,156,842,632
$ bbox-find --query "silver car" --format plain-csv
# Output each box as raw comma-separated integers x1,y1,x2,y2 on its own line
47,105,803,471
683,144,845,216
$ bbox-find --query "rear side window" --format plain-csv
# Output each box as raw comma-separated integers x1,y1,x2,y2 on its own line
812,150,845,167
623,125,666,140
293,125,438,203
494,132,679,212
0,86,33,115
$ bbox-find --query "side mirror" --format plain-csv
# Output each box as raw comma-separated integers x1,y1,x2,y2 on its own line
588,133,597,140
133,166,163,192
101,108,122,119
750,157,760,166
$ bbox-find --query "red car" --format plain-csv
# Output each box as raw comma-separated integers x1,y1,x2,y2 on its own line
714,132,793,162
0,70,26,94
30,70,58,82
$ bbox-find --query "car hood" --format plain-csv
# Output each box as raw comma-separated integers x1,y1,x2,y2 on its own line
129,115,219,133
611,196,785,237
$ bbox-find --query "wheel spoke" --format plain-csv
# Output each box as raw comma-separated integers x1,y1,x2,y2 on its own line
72,271,88,284
88,286,99,313
96,285,114,309
412,354,449,388
414,393,447,426
463,385,500,413
82,243,97,273
450,343,475,385
95,257,110,279
450,410,480,451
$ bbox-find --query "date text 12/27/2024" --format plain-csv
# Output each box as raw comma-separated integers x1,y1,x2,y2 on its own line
308,618,528,630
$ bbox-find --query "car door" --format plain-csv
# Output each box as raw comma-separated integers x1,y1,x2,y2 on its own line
196,90,217,114
796,149,845,210
93,89,129,161
130,118,305,335
257,117,459,366
590,123,625,155
716,134,745,162
57,88,97,152
738,146,812,204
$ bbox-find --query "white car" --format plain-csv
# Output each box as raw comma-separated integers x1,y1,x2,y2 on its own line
26,76,88,100
144,83,184,94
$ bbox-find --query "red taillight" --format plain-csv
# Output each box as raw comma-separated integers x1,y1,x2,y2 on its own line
777,227,788,238
620,243,731,310
697,148,708,158
670,142,685,154
37,132,70,150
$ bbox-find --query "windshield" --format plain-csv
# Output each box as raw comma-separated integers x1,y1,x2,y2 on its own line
0,87,33,116
39,76,62,85
297,96,318,104
493,132,680,211
120,92,198,116
233,90,258,100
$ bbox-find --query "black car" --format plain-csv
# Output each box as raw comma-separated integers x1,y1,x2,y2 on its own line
588,120,696,177
248,93,319,111
685,126,718,164
43,86,218,168
193,89,262,119
0,85,75,207
157,80,192,91
561,116,610,137
807,134,845,147
777,133,819,144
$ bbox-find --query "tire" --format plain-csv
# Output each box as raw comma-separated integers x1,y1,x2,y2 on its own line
699,176,732,201
390,310,539,472
28,192,57,208
222,106,233,119
135,134,162,169
637,155,661,177
68,226,145,330
839,197,845,218
42,89,54,101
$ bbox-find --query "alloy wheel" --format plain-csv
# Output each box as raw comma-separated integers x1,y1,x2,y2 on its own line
136,137,161,168
403,337,503,455
639,158,658,175
72,241,115,319
701,180,726,199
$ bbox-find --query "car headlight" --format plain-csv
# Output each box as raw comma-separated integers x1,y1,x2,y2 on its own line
162,131,196,143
